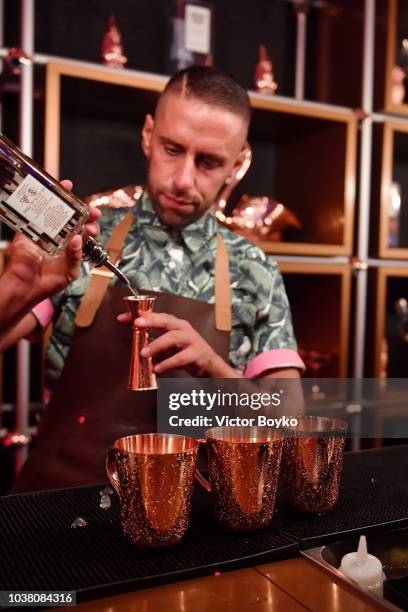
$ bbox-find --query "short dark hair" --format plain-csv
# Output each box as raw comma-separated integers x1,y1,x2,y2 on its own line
160,66,251,127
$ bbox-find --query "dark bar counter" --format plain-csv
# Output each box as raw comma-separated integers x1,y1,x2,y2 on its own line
1,446,407,611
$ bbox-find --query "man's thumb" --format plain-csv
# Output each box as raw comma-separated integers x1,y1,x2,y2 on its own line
66,234,83,263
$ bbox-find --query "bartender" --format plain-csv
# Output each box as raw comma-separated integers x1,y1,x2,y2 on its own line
11,66,304,492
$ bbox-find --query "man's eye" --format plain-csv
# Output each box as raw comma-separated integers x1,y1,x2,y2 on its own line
165,145,179,156
200,159,218,170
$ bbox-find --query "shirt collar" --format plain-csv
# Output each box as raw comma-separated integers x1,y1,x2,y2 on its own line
137,191,217,253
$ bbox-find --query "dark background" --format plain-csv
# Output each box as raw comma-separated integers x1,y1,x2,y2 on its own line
5,0,297,93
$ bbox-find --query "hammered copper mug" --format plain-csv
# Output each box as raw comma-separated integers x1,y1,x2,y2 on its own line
278,416,347,513
106,433,198,547
196,427,284,532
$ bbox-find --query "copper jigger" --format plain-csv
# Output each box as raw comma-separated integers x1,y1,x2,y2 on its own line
196,427,283,532
123,295,157,391
106,434,199,548
278,416,347,513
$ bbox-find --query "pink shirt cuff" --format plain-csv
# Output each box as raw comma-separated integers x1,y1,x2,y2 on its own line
244,348,306,378
32,299,55,329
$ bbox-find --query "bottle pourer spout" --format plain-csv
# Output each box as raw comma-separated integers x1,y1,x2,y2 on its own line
82,236,138,296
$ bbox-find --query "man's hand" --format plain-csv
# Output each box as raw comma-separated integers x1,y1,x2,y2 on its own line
117,311,239,378
4,180,100,302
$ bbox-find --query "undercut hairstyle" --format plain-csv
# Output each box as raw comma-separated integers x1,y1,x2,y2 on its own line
160,66,252,128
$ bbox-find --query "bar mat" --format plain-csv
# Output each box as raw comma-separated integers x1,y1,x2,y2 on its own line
384,577,408,610
273,445,408,549
0,483,297,608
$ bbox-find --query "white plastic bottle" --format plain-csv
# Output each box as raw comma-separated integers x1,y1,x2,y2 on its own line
339,535,385,597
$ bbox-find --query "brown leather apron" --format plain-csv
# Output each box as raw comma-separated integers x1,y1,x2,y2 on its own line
12,217,231,492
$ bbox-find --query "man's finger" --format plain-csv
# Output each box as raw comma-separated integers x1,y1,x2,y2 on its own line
87,207,101,222
134,312,184,331
154,349,193,374
141,330,185,357
83,221,100,238
60,179,73,192
117,313,132,323
65,234,82,264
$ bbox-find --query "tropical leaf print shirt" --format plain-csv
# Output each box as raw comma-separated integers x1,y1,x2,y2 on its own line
42,192,304,389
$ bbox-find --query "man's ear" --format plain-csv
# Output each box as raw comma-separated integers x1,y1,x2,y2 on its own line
214,144,252,209
227,143,252,184
141,114,154,158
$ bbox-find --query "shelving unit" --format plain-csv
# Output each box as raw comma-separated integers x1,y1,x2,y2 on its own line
376,120,408,258
44,60,167,181
367,0,408,380
372,266,408,378
243,98,356,256
279,262,351,378
43,59,357,256
384,0,408,114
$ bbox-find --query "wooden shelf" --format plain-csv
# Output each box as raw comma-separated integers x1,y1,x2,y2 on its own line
278,262,351,377
373,265,408,377
44,61,166,183
383,0,408,115
239,102,356,256
376,120,408,258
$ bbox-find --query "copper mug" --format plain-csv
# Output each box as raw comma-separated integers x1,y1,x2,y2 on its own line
279,416,347,513
106,433,198,547
196,427,284,532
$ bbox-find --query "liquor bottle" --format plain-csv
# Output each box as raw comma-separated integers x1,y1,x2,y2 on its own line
166,0,213,74
0,133,135,289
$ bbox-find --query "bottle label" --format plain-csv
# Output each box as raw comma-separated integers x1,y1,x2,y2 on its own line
185,4,211,55
6,174,75,239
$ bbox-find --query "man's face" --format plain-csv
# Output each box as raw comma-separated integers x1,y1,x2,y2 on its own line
141,93,248,228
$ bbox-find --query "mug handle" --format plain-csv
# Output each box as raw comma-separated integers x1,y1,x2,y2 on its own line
195,438,211,493
106,448,120,495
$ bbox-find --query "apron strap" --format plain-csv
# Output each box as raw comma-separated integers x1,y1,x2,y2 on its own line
75,211,134,327
215,233,232,332
75,207,232,332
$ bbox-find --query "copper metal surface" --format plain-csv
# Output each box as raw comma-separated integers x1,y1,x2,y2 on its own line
83,184,143,209
197,427,284,532
106,434,199,548
226,196,302,241
278,416,347,513
124,295,157,391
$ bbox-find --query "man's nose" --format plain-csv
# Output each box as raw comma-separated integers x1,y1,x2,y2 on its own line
173,157,195,192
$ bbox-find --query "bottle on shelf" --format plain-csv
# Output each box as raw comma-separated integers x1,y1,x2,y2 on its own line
0,134,137,293
166,0,213,74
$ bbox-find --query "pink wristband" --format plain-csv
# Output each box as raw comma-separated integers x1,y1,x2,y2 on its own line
32,299,55,328
244,348,306,378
